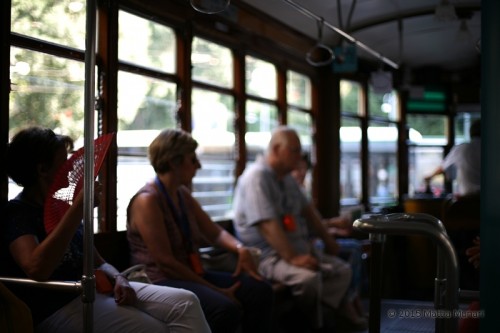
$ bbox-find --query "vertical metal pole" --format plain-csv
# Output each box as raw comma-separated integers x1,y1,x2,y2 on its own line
82,0,97,332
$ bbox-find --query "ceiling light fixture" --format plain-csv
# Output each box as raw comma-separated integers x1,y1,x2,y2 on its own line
435,0,457,21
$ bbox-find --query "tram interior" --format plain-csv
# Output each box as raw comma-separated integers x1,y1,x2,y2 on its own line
1,0,489,332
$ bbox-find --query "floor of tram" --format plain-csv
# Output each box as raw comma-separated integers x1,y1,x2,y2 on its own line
345,298,472,333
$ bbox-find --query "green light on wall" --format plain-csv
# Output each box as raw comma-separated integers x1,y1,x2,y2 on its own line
423,90,446,102
407,100,446,112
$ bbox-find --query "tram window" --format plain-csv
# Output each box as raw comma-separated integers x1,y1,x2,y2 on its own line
116,71,177,230
454,111,481,144
245,100,278,163
368,122,398,206
408,146,446,196
11,0,86,50
288,108,313,195
245,56,277,100
287,71,312,109
118,10,176,73
407,114,447,143
368,86,399,120
9,48,85,139
288,108,313,151
407,114,448,196
340,118,362,205
192,37,233,88
191,88,235,220
340,80,362,115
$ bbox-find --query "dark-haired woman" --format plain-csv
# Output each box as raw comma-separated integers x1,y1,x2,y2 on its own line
1,126,211,333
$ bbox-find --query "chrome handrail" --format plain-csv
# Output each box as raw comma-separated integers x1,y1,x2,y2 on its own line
0,276,81,292
353,213,459,333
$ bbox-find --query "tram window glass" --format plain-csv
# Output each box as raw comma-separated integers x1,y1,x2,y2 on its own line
191,88,235,220
116,71,177,230
288,108,313,151
287,71,311,109
8,47,95,224
118,10,176,73
340,80,362,115
245,56,277,100
192,37,233,88
407,114,447,143
454,112,481,144
9,48,85,139
408,146,446,196
368,86,399,120
245,100,278,163
340,118,362,205
407,114,448,196
11,0,86,50
368,122,398,206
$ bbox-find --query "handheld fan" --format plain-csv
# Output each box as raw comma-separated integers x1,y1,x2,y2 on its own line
43,133,115,234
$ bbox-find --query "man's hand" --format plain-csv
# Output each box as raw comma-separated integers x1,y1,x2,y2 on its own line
289,254,318,271
233,247,263,280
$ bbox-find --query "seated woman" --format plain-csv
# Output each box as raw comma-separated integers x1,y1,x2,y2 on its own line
1,126,210,333
126,129,273,333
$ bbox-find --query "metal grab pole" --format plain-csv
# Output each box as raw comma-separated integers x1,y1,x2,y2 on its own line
353,213,460,333
82,0,98,332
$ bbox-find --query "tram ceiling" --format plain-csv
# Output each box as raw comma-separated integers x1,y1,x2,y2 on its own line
239,0,481,73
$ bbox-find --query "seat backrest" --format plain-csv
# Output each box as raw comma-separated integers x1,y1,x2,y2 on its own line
94,231,131,272
442,194,480,231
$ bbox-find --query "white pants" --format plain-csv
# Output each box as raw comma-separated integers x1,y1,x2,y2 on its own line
36,282,211,333
259,253,351,328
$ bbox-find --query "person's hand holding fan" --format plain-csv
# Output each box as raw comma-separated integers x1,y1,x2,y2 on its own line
44,133,114,234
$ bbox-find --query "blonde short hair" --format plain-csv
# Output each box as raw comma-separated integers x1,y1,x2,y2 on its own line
148,129,198,173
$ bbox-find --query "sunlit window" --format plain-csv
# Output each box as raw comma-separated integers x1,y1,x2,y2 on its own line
191,88,235,220
189,37,236,220
9,47,86,200
340,118,362,205
11,0,86,49
407,114,448,196
115,12,178,230
368,86,399,121
115,71,177,229
245,100,278,162
192,37,233,88
368,122,398,206
118,11,176,73
454,111,481,144
245,56,277,100
9,48,85,140
340,80,363,206
288,109,312,151
287,71,311,109
340,80,362,115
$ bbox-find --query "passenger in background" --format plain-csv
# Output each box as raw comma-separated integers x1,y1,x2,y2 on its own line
232,126,367,332
291,152,366,320
424,119,481,197
291,152,354,236
1,126,210,333
126,128,273,333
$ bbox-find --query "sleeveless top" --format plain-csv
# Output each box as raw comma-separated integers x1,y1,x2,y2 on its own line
126,182,205,283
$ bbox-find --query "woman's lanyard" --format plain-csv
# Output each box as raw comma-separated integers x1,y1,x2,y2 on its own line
155,176,193,251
